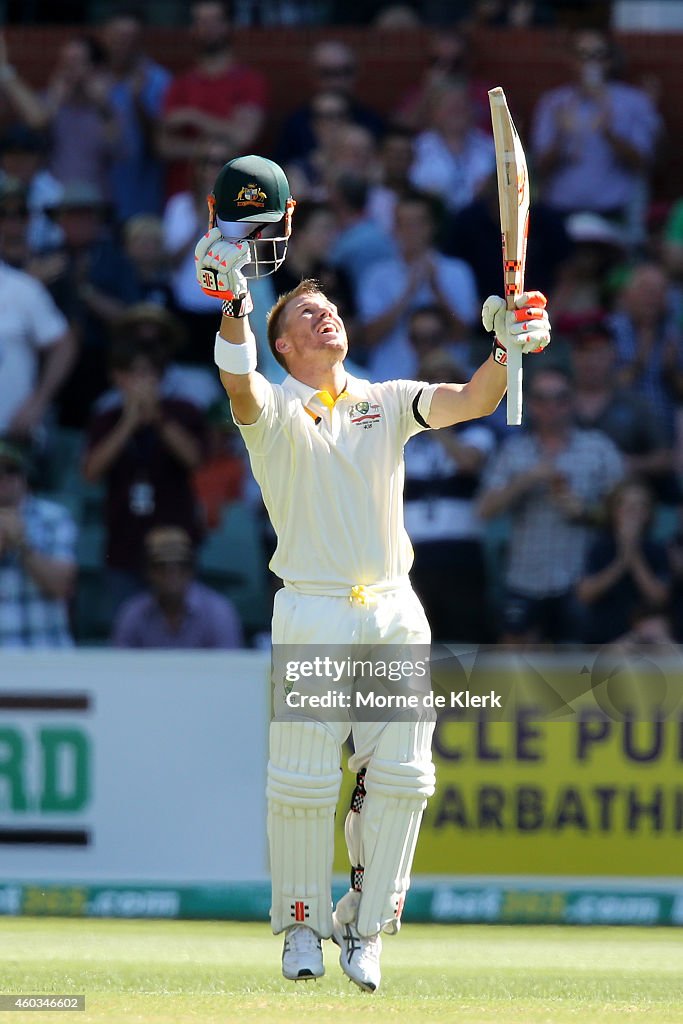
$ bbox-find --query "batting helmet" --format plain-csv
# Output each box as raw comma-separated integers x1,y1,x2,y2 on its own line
208,154,295,278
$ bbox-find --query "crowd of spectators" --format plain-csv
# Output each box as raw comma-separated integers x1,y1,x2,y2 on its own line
0,4,682,652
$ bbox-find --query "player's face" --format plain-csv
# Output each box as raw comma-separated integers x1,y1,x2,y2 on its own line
278,293,348,365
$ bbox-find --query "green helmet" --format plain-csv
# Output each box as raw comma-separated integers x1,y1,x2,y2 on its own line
212,154,291,224
209,155,295,277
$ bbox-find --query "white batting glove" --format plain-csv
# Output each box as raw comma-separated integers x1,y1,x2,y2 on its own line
194,227,253,313
482,291,551,358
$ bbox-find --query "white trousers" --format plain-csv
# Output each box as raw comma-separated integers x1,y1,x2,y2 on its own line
267,582,435,936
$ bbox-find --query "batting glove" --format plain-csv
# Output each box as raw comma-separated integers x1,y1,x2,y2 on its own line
194,227,254,317
482,291,551,365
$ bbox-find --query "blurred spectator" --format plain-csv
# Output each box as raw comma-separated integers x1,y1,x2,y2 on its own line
0,125,62,252
405,346,495,642
570,316,676,501
408,303,474,377
615,603,678,649
395,28,490,136
43,181,139,428
373,4,422,29
268,199,359,360
478,366,624,644
531,29,661,241
193,398,247,530
465,0,555,27
448,171,571,306
358,192,478,381
83,336,206,614
112,525,243,649
163,138,231,350
1,35,122,200
408,80,496,216
122,214,174,308
367,124,419,235
610,262,683,441
0,439,76,648
159,0,268,197
101,8,172,222
232,0,330,25
96,304,222,414
276,40,384,168
0,177,30,268
328,173,396,293
577,477,669,643
284,88,353,202
550,212,627,322
0,236,74,439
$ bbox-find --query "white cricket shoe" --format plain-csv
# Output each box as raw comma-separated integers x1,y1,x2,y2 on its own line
332,891,382,993
281,924,324,981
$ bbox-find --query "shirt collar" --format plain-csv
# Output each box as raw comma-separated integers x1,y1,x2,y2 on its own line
283,371,369,409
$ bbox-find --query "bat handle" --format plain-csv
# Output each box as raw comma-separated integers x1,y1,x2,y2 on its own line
506,341,523,426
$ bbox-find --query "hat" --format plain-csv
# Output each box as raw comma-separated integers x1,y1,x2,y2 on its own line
212,154,291,225
48,181,106,211
566,212,626,248
0,439,28,471
144,526,193,565
113,303,187,355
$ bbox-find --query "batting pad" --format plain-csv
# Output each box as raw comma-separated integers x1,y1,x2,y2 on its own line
356,719,435,937
267,720,341,937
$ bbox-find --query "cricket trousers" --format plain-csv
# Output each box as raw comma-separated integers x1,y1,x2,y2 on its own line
267,580,436,937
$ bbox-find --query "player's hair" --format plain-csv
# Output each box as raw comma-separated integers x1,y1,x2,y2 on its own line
266,278,324,371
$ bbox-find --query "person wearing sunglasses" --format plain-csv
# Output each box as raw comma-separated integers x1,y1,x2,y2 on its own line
0,440,76,648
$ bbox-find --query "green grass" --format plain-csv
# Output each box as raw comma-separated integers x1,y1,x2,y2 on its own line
0,919,681,1023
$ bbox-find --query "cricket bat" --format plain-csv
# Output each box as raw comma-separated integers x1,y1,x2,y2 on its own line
488,87,530,426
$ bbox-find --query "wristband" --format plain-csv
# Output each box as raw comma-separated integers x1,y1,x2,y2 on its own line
221,293,253,318
214,332,257,374
492,338,507,366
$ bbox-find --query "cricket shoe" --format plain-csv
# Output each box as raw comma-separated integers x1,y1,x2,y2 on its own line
281,924,324,981
332,890,382,993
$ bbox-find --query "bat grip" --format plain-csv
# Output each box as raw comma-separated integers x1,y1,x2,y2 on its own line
506,343,523,426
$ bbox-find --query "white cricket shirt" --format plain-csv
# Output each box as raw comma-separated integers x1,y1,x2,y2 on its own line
234,372,438,593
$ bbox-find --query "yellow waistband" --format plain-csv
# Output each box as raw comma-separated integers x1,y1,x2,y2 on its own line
284,579,411,603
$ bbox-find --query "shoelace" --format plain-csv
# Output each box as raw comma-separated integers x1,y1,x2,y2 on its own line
287,925,320,954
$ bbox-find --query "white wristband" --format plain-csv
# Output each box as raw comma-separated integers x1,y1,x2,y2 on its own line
214,332,257,374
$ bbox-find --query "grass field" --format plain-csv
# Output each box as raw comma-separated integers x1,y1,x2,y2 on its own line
0,918,681,1024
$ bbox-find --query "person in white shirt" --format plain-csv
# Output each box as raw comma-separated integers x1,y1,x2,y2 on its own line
193,156,551,993
0,259,74,438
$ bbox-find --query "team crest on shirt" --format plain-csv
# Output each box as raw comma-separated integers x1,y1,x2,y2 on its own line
349,401,382,429
236,184,267,208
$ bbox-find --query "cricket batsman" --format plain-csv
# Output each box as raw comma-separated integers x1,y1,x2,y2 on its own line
194,155,551,992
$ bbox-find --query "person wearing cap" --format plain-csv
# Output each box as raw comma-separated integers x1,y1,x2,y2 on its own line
0,440,76,648
0,124,63,252
43,180,140,428
194,155,551,992
112,525,243,649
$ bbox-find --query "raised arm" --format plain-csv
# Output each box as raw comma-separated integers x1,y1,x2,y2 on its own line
427,292,551,429
195,227,267,424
